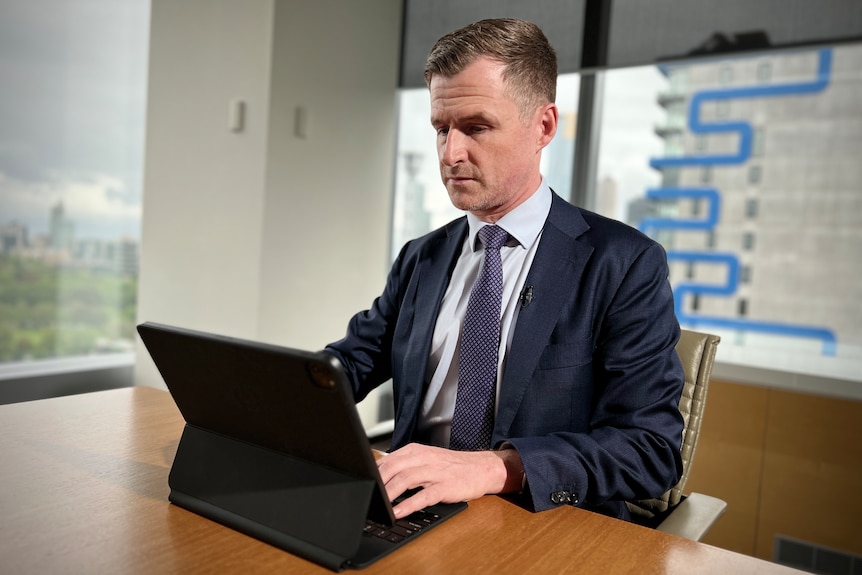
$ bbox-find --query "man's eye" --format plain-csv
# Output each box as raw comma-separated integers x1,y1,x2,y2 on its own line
469,125,487,134
436,127,449,136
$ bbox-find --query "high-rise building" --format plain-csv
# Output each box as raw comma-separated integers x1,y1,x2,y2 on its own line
0,221,28,253
641,45,862,366
49,201,75,253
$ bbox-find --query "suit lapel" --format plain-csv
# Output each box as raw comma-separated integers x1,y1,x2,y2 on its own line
403,219,467,369
494,196,595,440
392,218,467,447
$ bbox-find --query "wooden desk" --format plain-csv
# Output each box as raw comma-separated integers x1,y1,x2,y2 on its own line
0,387,802,574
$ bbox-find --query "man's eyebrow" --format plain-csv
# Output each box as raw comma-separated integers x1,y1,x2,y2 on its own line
430,112,495,126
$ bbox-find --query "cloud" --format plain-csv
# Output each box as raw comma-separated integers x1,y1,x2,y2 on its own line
0,170,141,239
0,0,148,188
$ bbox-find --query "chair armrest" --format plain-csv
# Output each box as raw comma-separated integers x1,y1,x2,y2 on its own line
656,492,727,541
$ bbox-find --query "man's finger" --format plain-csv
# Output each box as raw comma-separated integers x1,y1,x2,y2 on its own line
391,486,438,519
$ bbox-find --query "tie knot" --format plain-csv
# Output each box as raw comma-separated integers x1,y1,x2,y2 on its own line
478,225,508,251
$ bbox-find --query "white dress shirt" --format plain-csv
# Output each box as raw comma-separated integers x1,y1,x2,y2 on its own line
418,181,553,447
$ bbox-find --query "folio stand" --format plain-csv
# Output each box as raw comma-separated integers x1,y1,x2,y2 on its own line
168,424,376,571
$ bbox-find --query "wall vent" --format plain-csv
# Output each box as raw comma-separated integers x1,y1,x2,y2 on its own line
774,535,862,575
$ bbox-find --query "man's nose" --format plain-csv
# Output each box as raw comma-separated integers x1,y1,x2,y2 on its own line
440,130,467,165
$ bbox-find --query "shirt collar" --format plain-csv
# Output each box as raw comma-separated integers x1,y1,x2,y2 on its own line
466,179,552,252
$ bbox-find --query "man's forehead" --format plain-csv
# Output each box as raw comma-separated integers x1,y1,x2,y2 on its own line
429,66,516,123
429,90,511,124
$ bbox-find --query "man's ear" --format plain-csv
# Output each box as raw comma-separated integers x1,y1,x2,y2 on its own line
537,103,559,149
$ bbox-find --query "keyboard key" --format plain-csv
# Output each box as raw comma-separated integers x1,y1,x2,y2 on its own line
364,507,441,543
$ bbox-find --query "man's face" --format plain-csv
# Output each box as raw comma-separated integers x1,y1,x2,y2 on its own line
429,57,557,222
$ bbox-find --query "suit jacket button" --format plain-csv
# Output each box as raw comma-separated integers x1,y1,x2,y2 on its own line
550,491,571,504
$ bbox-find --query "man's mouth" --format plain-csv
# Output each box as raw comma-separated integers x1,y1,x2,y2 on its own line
445,171,476,183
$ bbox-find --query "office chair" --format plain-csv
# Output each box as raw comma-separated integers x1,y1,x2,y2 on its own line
626,328,726,541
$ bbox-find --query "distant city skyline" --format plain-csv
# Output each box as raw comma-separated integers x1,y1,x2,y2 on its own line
1,200,140,278
1,175,142,241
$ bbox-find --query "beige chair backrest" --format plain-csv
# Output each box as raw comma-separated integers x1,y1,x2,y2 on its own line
627,329,720,522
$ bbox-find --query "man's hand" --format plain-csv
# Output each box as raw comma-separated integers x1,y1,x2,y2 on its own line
376,443,524,518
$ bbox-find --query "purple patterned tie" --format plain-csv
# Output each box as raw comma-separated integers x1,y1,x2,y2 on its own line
450,225,508,451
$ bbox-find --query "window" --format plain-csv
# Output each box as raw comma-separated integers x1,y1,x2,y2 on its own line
664,134,684,157
392,37,862,386
752,126,766,157
705,230,716,249
757,62,772,83
662,167,680,187
748,165,762,184
668,68,688,93
666,100,686,128
0,1,148,364
745,198,759,218
595,45,862,383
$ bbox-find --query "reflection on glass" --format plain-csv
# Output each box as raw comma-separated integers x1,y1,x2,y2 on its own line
0,1,148,363
595,44,862,383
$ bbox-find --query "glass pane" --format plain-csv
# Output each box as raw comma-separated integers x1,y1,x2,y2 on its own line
542,74,580,201
391,74,579,261
0,1,148,363
391,87,458,262
595,44,862,383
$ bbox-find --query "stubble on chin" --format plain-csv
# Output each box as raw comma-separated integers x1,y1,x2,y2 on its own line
447,187,497,214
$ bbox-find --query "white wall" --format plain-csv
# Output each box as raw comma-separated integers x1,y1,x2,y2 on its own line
258,1,400,348
136,0,402,426
138,0,274,341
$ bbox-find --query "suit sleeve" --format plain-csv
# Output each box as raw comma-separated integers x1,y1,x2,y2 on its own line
506,241,685,513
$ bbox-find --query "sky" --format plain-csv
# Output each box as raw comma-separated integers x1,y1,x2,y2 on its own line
0,0,150,240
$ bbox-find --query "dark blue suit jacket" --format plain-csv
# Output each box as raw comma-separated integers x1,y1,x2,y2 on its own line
326,193,685,520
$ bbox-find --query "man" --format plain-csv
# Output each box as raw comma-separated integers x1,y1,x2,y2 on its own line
325,18,685,522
